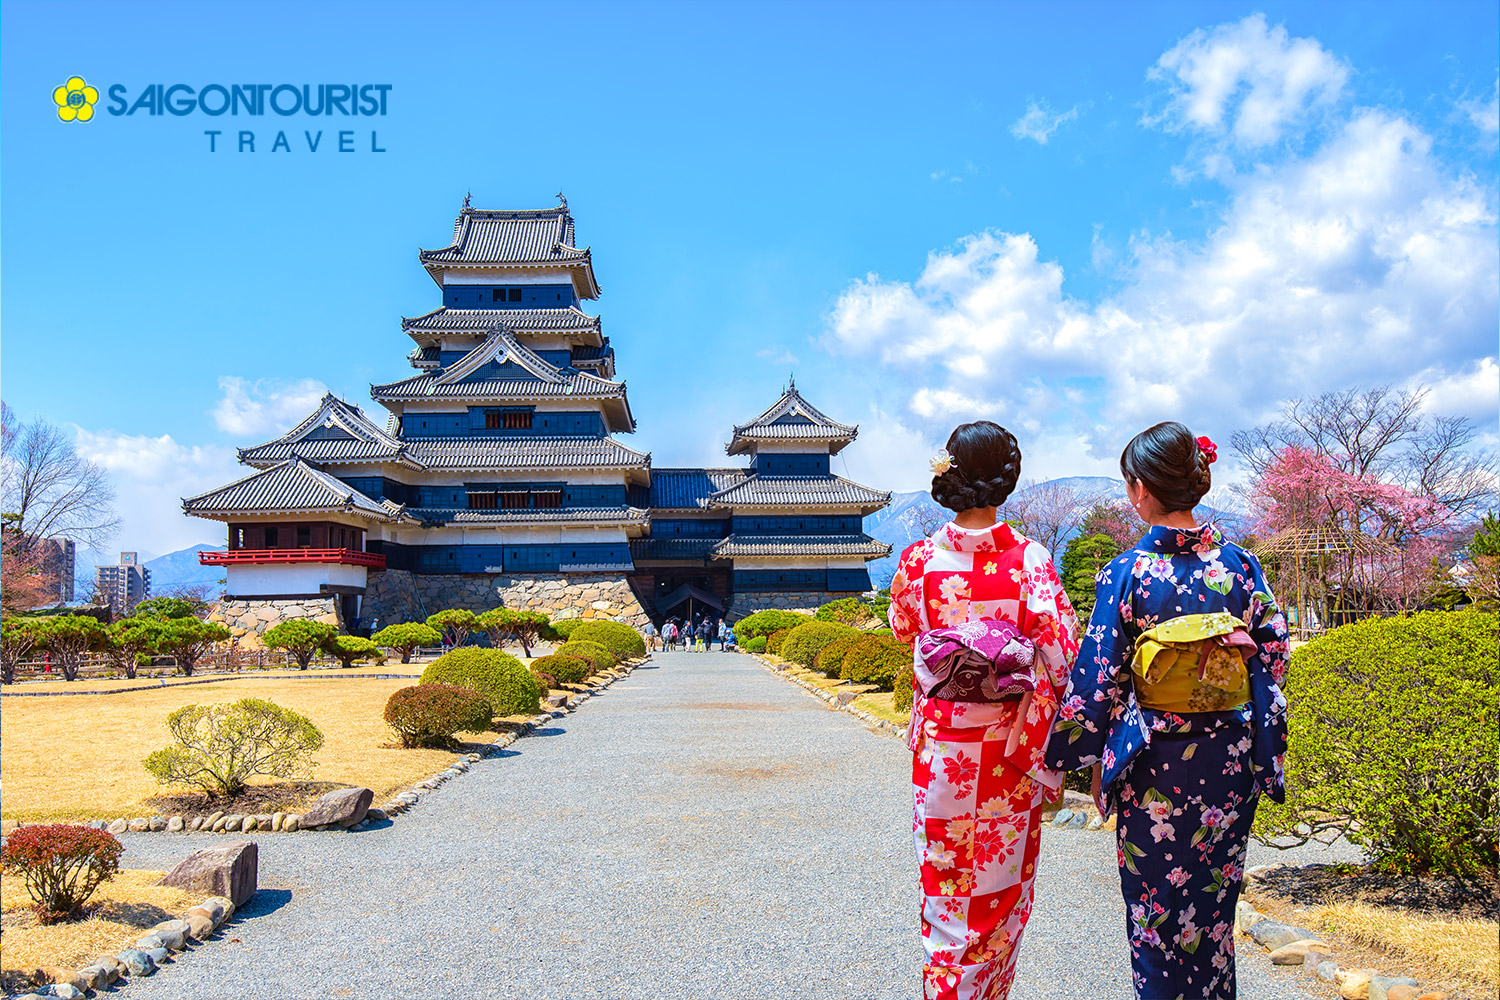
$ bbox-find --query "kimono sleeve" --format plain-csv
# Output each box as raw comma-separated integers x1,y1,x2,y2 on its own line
1045,552,1134,772
1240,549,1290,802
887,541,928,646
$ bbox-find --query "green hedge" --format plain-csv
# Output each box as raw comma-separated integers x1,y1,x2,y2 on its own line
742,635,768,654
779,621,857,668
766,628,793,655
551,620,583,641
566,621,646,660
384,684,492,748
893,658,915,713
813,633,865,677
814,598,879,627
733,610,809,641
1258,609,1497,875
557,641,616,676
841,636,909,691
419,648,539,718
531,653,590,685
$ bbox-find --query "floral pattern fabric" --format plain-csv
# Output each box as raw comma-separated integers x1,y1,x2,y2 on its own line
890,521,1081,1000
1045,524,1290,1000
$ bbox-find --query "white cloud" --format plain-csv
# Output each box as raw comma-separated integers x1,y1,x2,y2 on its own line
1146,13,1349,147
1010,101,1082,144
72,429,242,555
824,107,1498,467
1459,79,1499,139
212,376,327,437
756,346,801,366
1415,357,1500,421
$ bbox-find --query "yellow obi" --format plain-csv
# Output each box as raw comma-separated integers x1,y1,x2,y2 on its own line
1132,612,1252,713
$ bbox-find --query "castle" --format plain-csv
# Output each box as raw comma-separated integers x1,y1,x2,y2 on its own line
184,197,891,640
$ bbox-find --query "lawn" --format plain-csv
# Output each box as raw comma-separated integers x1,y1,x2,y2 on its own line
763,657,912,728
0,868,194,994
0,675,499,822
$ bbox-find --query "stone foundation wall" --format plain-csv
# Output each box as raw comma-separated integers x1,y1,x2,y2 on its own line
362,570,648,629
208,598,341,649
727,591,856,616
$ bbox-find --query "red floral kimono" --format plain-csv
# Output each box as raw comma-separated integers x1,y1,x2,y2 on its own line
889,521,1081,1000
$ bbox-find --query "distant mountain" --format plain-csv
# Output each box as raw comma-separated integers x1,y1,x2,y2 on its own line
144,544,226,596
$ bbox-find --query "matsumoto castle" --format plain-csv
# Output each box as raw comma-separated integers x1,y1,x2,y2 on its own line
185,197,891,636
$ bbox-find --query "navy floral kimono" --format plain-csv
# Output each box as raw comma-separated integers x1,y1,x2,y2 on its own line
1046,524,1289,1000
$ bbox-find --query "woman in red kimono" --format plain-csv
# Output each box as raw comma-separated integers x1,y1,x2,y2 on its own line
889,421,1081,1000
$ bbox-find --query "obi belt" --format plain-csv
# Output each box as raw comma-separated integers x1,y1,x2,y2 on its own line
1132,611,1255,713
914,619,1040,760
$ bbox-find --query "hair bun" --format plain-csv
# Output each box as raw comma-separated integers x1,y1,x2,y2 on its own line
930,423,1022,513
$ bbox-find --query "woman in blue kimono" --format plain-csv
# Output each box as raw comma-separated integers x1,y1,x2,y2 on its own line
1046,422,1289,1000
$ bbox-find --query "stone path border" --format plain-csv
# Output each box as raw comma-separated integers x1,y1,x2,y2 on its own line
1,661,644,839
0,673,424,698
751,653,908,737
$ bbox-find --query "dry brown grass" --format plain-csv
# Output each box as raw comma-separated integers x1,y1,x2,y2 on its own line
1310,900,1499,995
0,676,494,822
851,691,911,727
0,869,194,985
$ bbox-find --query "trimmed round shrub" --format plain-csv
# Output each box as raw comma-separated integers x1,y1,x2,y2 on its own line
733,609,809,641
419,648,539,717
841,636,910,691
531,653,590,685
0,824,123,923
531,670,558,692
814,597,879,627
557,641,616,676
384,684,491,748
550,619,583,641
813,633,866,677
742,635,768,654
567,621,646,660
893,658,915,713
142,698,325,797
765,628,792,655
1258,609,1498,875
780,621,857,668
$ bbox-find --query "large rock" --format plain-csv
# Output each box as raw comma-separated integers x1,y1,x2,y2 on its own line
116,948,156,976
1248,919,1318,951
300,787,373,829
157,841,258,907
1269,939,1331,965
1341,969,1379,1000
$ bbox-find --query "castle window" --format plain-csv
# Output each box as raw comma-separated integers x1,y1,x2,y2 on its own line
468,491,498,510
509,288,522,302
484,410,502,429
265,526,279,547
297,526,311,547
533,490,563,509
502,410,532,430
492,288,505,302
500,491,529,510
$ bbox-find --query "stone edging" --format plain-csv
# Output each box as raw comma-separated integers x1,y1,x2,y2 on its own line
0,660,643,840
1236,867,1442,1000
752,654,908,737
1,673,425,698
8,891,239,1000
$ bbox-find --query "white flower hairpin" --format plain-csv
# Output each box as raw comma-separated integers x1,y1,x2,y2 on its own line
930,449,955,475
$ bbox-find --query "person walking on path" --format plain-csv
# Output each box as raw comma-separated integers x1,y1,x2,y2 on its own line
888,421,1081,1000
643,620,659,653
1046,422,1290,1000
663,620,678,651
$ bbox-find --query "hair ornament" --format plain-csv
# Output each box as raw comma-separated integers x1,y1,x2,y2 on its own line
1196,435,1218,464
929,449,956,475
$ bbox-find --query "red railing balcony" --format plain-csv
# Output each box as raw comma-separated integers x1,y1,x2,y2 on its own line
198,548,386,569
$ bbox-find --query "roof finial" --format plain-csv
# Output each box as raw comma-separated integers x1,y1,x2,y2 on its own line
788,372,796,392
462,190,472,210
556,190,568,211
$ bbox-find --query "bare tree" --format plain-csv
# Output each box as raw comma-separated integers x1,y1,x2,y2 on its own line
0,402,120,552
999,480,1110,558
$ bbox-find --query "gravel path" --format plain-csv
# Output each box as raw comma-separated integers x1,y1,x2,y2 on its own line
109,651,1335,999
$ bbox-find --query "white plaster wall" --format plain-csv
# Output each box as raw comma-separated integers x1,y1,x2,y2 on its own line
442,269,577,285
226,562,368,595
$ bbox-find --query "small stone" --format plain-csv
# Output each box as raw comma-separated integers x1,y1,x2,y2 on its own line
1415,993,1452,1000
75,966,103,991
1249,919,1318,951
107,818,128,834
1385,988,1422,1000
1085,815,1103,831
1341,969,1378,999
241,816,257,832
148,815,167,832
1067,811,1089,829
1317,960,1339,982
145,947,170,965
0,819,18,836
116,948,156,976
223,814,243,832
1368,977,1421,1000
185,912,215,940
154,917,191,936
205,809,225,828
283,814,299,832
91,956,124,983
188,816,203,831
50,986,85,1000
211,815,227,832
1052,808,1075,826
1234,899,1261,934
365,808,388,822
128,817,150,832
271,812,286,831
166,815,184,832
135,932,167,951
152,925,187,951
256,813,273,829
1269,939,1331,965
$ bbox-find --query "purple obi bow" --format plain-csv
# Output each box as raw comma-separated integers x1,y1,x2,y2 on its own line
916,619,1037,703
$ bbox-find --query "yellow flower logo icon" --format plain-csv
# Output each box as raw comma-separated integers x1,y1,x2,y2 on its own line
52,77,98,122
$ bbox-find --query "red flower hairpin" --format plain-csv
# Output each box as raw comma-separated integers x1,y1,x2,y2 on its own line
1196,436,1218,464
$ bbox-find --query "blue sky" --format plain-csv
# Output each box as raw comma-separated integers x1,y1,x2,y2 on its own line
2,0,1496,555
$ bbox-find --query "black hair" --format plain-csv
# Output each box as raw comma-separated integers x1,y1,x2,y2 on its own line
930,421,1022,512
1119,421,1212,513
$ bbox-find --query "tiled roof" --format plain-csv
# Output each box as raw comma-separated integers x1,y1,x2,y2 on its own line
648,468,750,509
707,475,891,510
405,436,650,471
628,537,723,561
728,379,858,455
401,306,602,336
418,506,649,526
183,457,408,522
238,395,416,469
711,533,891,558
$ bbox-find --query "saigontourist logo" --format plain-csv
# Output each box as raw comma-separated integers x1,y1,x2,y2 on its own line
53,76,98,122
48,78,393,153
